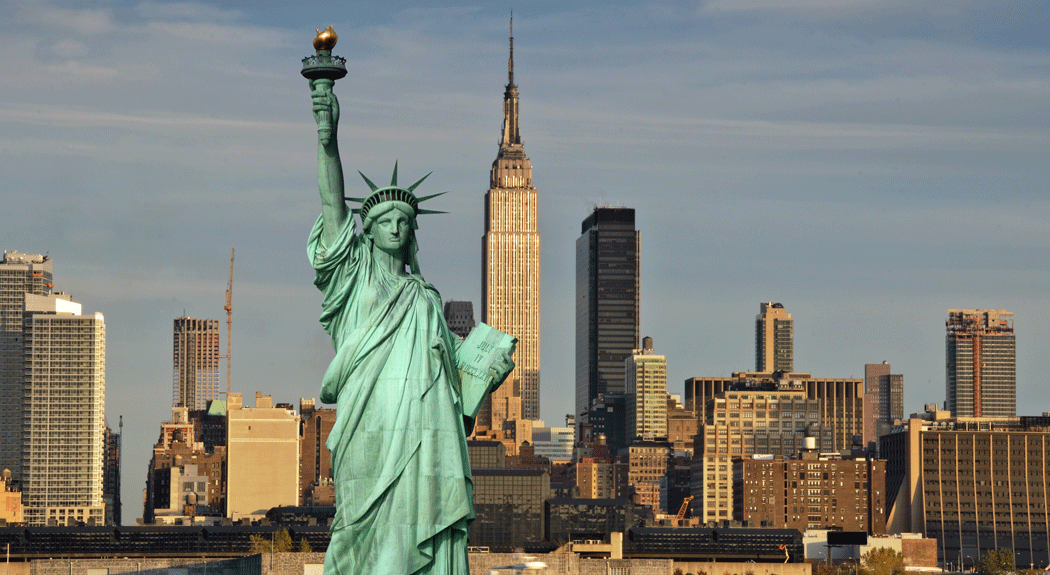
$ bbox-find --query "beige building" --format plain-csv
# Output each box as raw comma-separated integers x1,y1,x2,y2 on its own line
690,381,832,523
625,337,667,441
756,302,793,373
881,407,1050,568
576,457,616,499
226,392,299,521
686,371,865,453
22,293,107,526
1,468,22,524
480,23,541,429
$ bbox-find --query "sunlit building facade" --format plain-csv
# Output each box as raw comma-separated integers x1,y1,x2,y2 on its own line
173,317,221,410
481,22,541,427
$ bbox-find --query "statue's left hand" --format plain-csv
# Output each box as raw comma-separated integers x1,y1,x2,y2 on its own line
310,79,340,130
488,350,515,386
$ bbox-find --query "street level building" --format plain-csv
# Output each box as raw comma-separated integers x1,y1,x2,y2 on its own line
945,309,1015,418
881,407,1050,568
226,392,299,521
299,398,336,506
21,293,108,526
575,206,640,422
143,406,226,524
625,337,667,441
462,468,552,551
173,317,221,410
480,20,541,429
0,250,52,483
756,302,793,373
736,450,886,533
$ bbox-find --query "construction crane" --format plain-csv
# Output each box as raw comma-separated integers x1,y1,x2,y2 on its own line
676,495,694,521
222,248,234,397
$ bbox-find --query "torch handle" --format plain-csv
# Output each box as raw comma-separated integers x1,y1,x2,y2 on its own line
313,78,335,146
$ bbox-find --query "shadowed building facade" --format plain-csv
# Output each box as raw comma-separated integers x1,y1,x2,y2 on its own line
0,251,52,483
575,207,640,422
865,361,904,444
480,20,541,429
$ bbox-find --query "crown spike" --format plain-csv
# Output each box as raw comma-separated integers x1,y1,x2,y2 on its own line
407,172,433,192
416,209,447,215
391,161,399,186
415,191,446,202
358,172,379,192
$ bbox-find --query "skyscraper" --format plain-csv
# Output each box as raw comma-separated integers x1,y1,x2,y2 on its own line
22,292,107,526
575,207,640,421
0,250,52,482
864,361,904,443
945,309,1015,418
442,300,476,339
625,337,666,441
481,18,541,427
173,317,221,410
756,302,793,373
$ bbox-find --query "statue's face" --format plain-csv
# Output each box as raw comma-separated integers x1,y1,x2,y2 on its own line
371,209,411,254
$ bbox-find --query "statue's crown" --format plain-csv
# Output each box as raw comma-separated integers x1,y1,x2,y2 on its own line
347,163,446,222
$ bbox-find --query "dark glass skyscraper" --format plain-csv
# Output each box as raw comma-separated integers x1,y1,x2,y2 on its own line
575,207,640,421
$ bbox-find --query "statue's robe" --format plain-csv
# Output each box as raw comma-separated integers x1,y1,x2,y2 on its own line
309,215,472,575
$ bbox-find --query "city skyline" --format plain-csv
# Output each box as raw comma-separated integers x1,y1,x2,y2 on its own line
0,1,1047,523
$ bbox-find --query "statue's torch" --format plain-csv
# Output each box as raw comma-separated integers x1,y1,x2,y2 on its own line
302,26,347,146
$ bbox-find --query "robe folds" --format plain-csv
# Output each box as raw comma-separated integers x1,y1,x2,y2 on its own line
309,214,473,575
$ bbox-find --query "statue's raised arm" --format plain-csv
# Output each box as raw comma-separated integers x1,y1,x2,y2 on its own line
311,79,349,247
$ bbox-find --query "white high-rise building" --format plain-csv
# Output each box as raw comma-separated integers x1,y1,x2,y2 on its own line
626,337,667,441
21,292,107,526
0,251,53,482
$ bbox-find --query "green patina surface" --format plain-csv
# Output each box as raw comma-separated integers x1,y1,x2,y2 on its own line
304,40,513,574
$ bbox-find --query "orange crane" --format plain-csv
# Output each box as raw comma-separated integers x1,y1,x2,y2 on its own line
222,248,234,397
676,495,694,521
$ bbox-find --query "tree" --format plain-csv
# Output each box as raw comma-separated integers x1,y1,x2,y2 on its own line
975,549,1015,575
859,547,906,575
297,537,313,553
247,529,294,554
248,533,269,554
272,529,294,552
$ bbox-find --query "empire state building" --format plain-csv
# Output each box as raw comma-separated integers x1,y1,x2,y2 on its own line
480,19,540,429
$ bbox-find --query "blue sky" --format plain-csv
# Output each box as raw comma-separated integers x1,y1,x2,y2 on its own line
1,0,1048,523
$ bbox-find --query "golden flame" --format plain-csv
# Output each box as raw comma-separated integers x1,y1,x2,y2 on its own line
313,26,338,51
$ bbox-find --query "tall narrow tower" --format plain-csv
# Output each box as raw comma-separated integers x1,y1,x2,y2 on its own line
576,207,640,420
0,250,52,483
756,302,793,373
946,309,1015,418
481,17,541,428
22,293,107,526
173,317,221,410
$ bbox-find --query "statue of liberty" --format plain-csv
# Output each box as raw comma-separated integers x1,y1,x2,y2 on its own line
305,38,515,574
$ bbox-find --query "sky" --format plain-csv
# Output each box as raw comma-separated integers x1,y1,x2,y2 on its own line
1,0,1048,524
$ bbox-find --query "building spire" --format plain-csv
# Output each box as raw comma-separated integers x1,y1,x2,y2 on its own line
508,11,514,87
499,11,522,150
